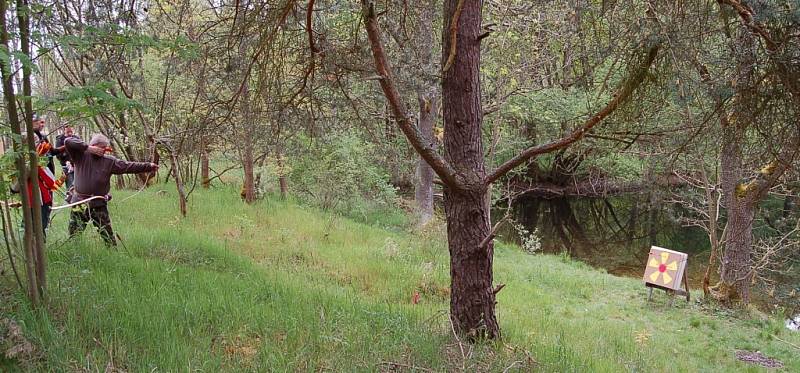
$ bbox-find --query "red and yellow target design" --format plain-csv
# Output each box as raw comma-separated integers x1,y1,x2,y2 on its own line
643,246,687,290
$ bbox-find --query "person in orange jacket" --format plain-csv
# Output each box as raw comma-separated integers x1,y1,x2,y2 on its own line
31,114,56,175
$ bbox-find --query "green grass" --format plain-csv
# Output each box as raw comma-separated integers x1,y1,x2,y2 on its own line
1,185,799,371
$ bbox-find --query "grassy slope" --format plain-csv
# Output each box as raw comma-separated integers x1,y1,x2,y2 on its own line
1,186,799,372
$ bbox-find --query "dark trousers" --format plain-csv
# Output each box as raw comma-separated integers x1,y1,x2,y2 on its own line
29,204,52,239
69,204,116,246
41,204,51,232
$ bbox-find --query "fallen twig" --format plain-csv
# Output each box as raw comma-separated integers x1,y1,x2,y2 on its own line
502,360,524,373
449,314,467,371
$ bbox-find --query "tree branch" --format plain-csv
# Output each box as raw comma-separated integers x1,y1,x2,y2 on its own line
485,44,660,185
717,0,800,97
717,0,800,199
511,173,686,199
441,0,465,73
361,1,465,190
717,0,777,50
306,0,318,54
745,138,800,203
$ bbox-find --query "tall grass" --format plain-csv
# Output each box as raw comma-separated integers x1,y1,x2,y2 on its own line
1,185,798,371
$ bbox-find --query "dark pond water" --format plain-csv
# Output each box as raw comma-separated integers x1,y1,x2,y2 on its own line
498,194,798,311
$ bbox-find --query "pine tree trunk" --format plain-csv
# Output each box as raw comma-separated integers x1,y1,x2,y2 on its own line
718,114,752,302
169,150,188,217
444,187,498,338
277,151,288,199
242,142,256,203
413,0,438,227
701,158,720,299
239,78,256,204
720,199,754,302
415,92,437,226
236,3,256,204
442,0,498,339
115,175,126,189
716,30,756,304
279,175,288,199
201,139,210,188
647,192,659,246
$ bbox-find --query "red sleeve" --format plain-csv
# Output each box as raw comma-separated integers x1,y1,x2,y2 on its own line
38,167,55,189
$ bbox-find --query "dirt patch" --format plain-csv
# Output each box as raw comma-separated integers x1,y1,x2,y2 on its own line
1,318,40,367
416,280,450,302
222,228,242,240
211,334,262,366
735,350,784,369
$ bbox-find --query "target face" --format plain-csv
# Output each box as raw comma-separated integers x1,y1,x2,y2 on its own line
643,246,688,290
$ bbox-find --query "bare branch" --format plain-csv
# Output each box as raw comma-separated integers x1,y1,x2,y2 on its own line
306,0,318,54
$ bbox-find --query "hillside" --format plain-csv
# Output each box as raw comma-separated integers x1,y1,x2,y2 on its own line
1,186,799,372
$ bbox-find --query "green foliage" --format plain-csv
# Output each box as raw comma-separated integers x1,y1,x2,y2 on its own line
492,86,640,178
503,87,607,129
289,133,398,217
40,81,143,118
582,153,644,182
56,24,197,59
0,153,17,201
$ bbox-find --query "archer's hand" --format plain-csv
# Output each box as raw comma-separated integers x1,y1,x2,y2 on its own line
150,163,159,171
87,146,105,156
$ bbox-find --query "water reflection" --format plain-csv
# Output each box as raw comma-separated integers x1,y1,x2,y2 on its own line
501,195,800,312
499,195,709,289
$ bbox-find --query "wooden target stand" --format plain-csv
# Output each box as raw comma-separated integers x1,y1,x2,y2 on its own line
644,246,690,305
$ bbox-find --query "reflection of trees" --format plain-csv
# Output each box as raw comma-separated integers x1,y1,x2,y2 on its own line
512,195,679,269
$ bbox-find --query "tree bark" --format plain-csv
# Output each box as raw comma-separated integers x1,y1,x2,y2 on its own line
716,29,756,304
201,138,210,188
0,0,40,305
701,161,721,299
115,174,126,189
415,92,437,226
18,0,46,299
719,197,755,302
647,191,659,247
232,1,257,204
277,151,288,199
242,141,256,203
169,149,188,217
717,110,754,302
413,0,438,227
441,0,499,339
